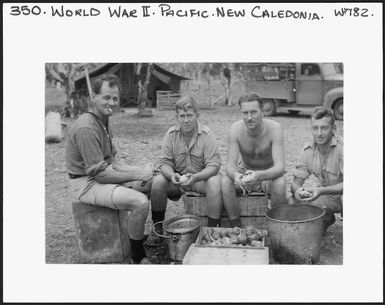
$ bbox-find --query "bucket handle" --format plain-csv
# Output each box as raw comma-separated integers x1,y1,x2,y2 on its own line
152,221,179,241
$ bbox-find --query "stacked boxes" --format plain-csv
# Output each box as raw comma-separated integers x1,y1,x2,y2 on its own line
182,191,269,229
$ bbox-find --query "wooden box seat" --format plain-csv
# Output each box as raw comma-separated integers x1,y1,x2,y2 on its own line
72,201,131,263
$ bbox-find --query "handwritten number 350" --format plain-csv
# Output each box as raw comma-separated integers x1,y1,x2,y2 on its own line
10,5,42,16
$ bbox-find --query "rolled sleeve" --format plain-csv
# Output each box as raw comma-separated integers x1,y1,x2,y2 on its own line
203,133,221,169
159,132,175,168
75,127,110,177
292,149,311,180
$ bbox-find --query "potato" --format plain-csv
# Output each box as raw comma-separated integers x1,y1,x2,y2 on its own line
301,190,312,198
212,231,220,240
247,233,259,243
251,240,263,247
241,173,253,184
179,175,189,184
233,227,241,235
238,233,247,245
245,226,256,236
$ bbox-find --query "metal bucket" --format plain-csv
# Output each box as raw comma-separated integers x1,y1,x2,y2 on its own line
266,204,325,264
153,214,201,261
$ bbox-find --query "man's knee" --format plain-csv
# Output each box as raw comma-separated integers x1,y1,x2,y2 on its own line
221,174,235,193
205,175,221,195
151,174,169,193
270,175,287,194
131,193,149,214
112,187,149,212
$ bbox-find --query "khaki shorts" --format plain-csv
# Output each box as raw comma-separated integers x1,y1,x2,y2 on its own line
69,176,151,209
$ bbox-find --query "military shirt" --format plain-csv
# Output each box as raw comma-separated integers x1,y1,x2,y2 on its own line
292,135,343,187
159,123,221,174
65,112,117,177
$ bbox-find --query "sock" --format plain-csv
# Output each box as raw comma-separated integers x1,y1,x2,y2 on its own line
152,210,166,233
129,238,146,263
152,210,166,224
229,217,242,228
207,217,221,227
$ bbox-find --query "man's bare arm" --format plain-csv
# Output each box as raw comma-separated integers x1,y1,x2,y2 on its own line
94,165,153,184
291,176,305,195
193,165,219,182
225,123,242,180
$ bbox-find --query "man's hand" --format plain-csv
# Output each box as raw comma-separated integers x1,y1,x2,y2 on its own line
234,172,246,194
301,187,323,202
242,170,260,188
294,187,313,201
140,165,156,181
180,173,196,187
171,173,181,185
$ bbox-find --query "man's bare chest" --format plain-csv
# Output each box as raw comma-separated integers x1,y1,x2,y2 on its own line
239,136,272,158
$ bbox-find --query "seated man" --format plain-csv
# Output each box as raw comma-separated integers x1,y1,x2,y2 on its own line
147,96,222,246
65,74,155,264
221,93,287,227
289,106,343,234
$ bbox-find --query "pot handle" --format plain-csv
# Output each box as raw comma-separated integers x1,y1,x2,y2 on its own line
152,221,178,241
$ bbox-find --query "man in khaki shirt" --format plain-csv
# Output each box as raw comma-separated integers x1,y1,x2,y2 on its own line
146,96,222,246
290,106,343,234
65,74,154,263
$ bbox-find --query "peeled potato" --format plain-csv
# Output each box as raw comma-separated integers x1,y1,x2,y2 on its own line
301,190,312,198
251,240,263,247
179,175,189,184
241,173,253,184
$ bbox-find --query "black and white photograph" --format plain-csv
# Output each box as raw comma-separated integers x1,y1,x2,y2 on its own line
45,62,344,265
3,2,383,303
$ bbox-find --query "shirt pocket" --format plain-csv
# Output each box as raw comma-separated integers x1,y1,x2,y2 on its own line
190,146,204,169
324,164,342,184
174,147,187,170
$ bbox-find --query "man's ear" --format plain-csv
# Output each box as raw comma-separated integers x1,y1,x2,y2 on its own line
332,123,337,134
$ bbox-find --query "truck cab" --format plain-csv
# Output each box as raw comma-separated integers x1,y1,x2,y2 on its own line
242,63,343,120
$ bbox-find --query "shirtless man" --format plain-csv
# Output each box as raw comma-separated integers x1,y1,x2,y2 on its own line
221,93,287,227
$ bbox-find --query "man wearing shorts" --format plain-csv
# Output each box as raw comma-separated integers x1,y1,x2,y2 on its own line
221,93,287,227
146,96,222,246
65,74,154,264
289,106,343,234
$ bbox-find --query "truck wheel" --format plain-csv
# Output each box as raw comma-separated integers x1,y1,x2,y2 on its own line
262,100,276,116
333,98,343,120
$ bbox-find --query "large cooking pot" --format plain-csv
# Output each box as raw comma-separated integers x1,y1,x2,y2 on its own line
153,214,201,261
266,204,325,264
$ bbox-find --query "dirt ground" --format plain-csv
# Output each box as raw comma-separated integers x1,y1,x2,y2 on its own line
45,105,343,265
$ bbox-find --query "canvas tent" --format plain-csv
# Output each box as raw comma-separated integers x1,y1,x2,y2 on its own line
73,63,190,107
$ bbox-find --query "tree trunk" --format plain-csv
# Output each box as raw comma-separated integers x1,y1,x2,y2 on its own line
207,75,214,109
137,63,153,117
223,66,232,106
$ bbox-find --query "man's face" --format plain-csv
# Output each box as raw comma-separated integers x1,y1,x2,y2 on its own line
176,108,199,135
311,116,335,145
240,101,263,130
92,81,119,118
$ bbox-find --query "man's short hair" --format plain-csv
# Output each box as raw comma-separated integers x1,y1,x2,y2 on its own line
91,74,121,95
238,92,263,109
175,96,199,114
311,106,335,125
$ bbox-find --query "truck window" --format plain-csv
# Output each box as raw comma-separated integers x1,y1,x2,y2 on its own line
301,63,320,76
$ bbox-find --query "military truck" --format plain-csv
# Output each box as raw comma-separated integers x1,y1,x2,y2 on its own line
242,63,343,120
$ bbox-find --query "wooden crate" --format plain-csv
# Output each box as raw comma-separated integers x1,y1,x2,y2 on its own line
183,227,269,265
156,91,181,110
72,201,131,263
195,227,266,249
182,191,268,229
